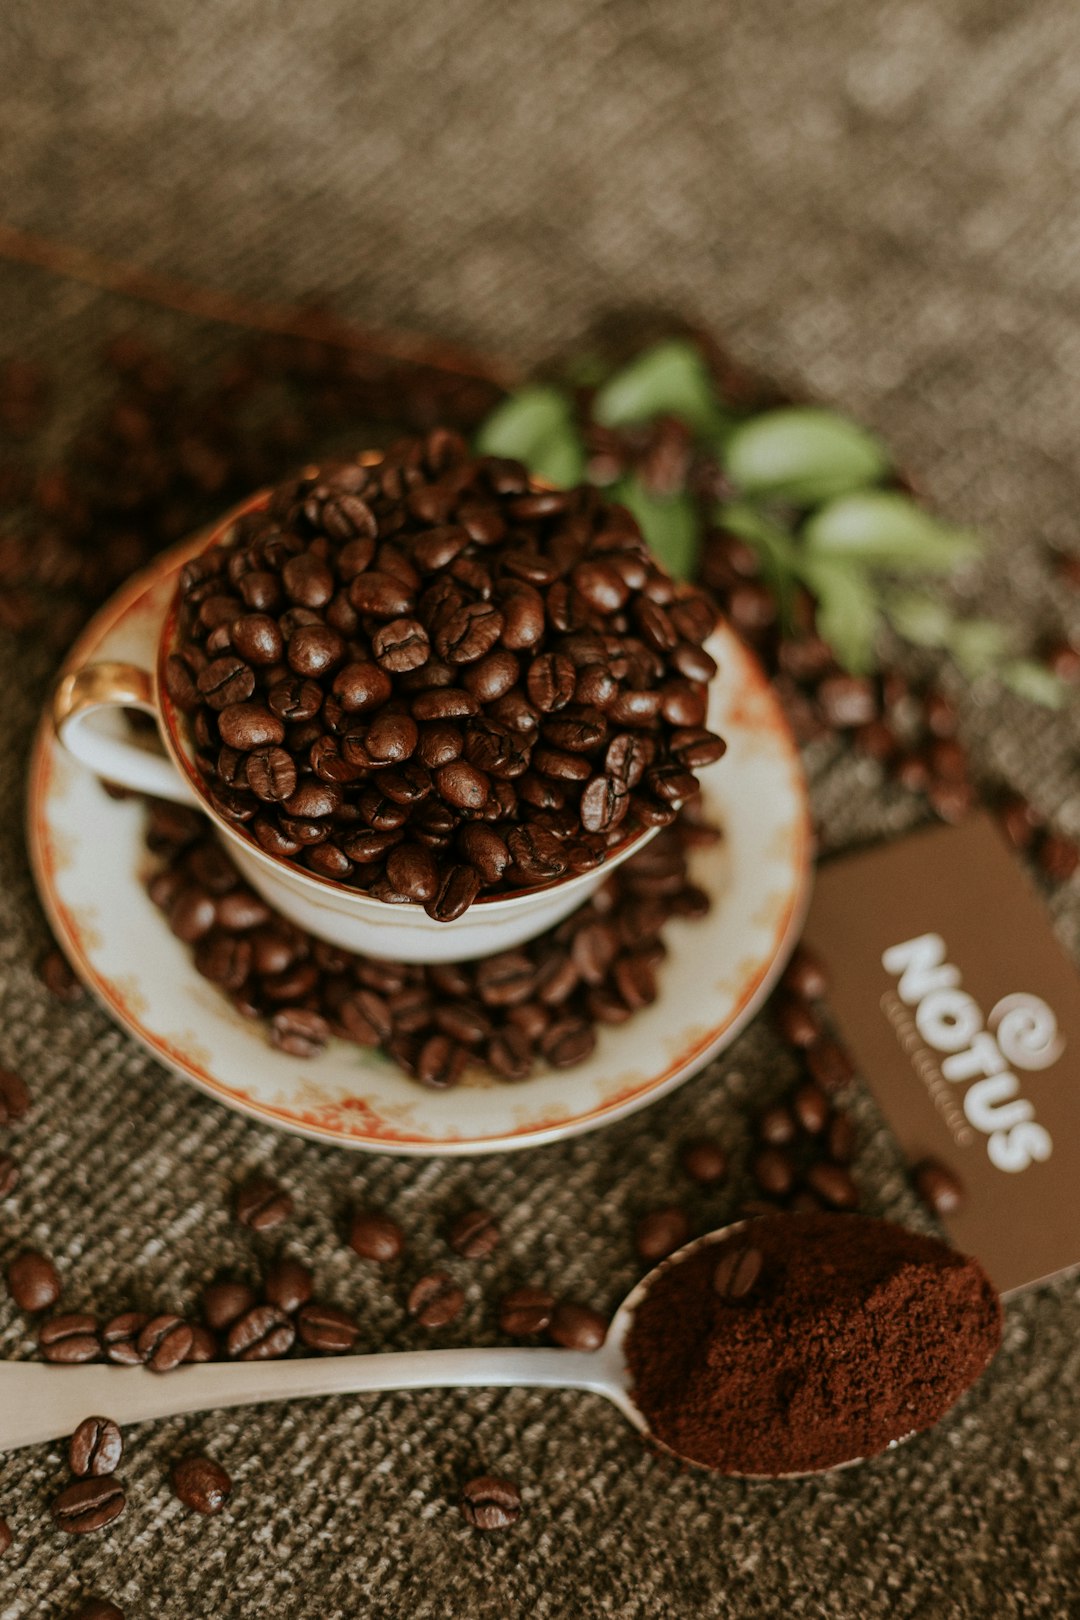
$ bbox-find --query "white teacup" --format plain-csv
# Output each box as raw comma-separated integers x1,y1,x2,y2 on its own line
53,489,725,964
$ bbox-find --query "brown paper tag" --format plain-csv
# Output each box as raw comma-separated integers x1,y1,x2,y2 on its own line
803,812,1080,1296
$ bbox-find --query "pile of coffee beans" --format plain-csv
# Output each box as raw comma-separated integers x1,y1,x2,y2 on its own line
165,431,725,918
143,794,717,1081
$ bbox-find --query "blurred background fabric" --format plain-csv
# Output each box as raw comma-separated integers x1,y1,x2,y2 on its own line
2,2,1080,1615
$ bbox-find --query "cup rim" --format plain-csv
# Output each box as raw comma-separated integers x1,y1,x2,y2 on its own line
154,479,665,914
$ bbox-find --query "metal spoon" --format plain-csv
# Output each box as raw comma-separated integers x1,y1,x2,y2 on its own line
0,1225,894,1475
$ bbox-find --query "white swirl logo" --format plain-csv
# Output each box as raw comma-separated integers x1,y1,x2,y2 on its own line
988,993,1064,1072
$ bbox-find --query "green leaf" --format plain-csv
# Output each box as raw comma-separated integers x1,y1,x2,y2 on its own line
803,492,980,572
723,407,890,505
592,340,728,438
615,478,699,580
475,385,585,487
717,500,803,623
999,659,1067,709
801,557,882,675
948,618,1010,678
882,591,955,648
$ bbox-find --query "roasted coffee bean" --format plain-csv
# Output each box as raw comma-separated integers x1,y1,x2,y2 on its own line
805,1036,855,1094
233,613,284,665
199,1280,257,1333
264,1258,314,1315
372,616,430,673
350,1209,404,1262
246,746,298,802
138,1314,194,1373
297,1301,360,1352
635,1207,689,1263
185,1325,218,1363
460,1475,522,1531
998,794,1043,852
386,842,439,902
792,1082,830,1135
288,624,346,678
485,1026,533,1080
218,703,285,751
407,1273,465,1328
0,1067,31,1123
425,863,481,922
268,676,323,722
39,1314,99,1363
227,1303,295,1359
270,1007,330,1055
826,1112,856,1165
52,1476,126,1535
541,1017,596,1067
912,1157,964,1217
7,1249,60,1312
679,1137,728,1185
416,1033,467,1088
524,651,576,713
713,1243,764,1300
580,774,630,833
235,1177,293,1231
101,1313,148,1366
1039,832,1080,883
753,1147,796,1198
449,1208,501,1259
70,1599,125,1620
757,1105,797,1147
69,1417,123,1478
498,1285,554,1335
548,1301,608,1350
805,1162,860,1210
171,1455,233,1516
197,656,255,709
782,944,828,1002
776,995,822,1048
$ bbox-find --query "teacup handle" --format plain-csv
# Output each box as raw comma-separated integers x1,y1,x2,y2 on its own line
52,661,200,806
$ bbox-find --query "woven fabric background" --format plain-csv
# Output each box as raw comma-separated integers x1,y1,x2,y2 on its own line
2,2,1080,1614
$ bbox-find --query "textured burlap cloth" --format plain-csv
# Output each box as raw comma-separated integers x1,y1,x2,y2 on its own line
2,3,1080,1614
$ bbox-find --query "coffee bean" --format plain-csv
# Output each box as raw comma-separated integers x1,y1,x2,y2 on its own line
635,1207,690,1263
137,1314,194,1373
776,996,822,1048
679,1137,728,1185
791,1082,830,1135
227,1304,296,1359
350,1209,404,1262
101,1313,148,1366
246,746,298,802
998,794,1043,852
805,1163,860,1210
407,1273,465,1328
1039,832,1080,883
0,1067,31,1123
233,613,284,665
460,1474,522,1531
782,944,828,1002
185,1325,218,1363
753,1147,796,1198
548,1301,608,1350
264,1258,314,1314
70,1600,125,1620
498,1285,554,1335
197,656,255,709
288,624,346,678
69,1417,123,1478
756,1105,797,1147
202,1279,258,1331
425,863,481,922
713,1243,764,1300
912,1157,964,1217
39,1313,99,1363
268,676,323,722
580,774,630,833
449,1208,501,1259
541,1017,596,1067
235,1177,293,1231
7,1249,60,1312
297,1301,359,1352
372,616,430,673
37,948,84,1002
52,1476,126,1535
817,674,877,730
825,1111,856,1165
171,1455,232,1515
805,1037,855,1094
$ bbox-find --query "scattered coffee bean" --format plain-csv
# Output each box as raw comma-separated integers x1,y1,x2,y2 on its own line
0,1518,11,1555
448,1208,501,1259
782,944,828,1002
101,1313,148,1366
679,1137,728,1185
912,1158,965,1218
70,1600,125,1620
171,1455,232,1516
791,1082,829,1136
757,1105,797,1147
37,947,83,1002
264,1257,314,1314
226,1304,296,1360
498,1286,555,1336
460,1474,522,1531
137,1314,194,1373
350,1209,405,1263
634,1207,690,1264
775,996,822,1049
0,1067,31,1125
202,1278,258,1332
548,1301,608,1350
753,1148,796,1198
804,1162,860,1210
805,1036,855,1094
407,1273,465,1329
185,1325,218,1363
235,1177,293,1231
52,1476,126,1535
712,1243,764,1300
297,1301,359,1352
39,1314,99,1363
1039,832,1080,884
69,1417,123,1478
7,1249,60,1312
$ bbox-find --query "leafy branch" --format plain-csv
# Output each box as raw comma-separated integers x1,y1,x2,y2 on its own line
475,340,1067,707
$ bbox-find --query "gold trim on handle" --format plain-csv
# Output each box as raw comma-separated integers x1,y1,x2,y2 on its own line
52,661,155,737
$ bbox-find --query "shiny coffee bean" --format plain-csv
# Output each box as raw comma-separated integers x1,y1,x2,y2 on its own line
634,1206,689,1263
235,1177,293,1230
7,1249,61,1312
101,1313,148,1366
297,1301,360,1352
39,1314,99,1364
137,1314,194,1373
171,1455,233,1515
805,1162,860,1210
406,1273,465,1328
460,1475,522,1531
449,1208,501,1258
350,1209,405,1262
548,1301,608,1350
912,1157,964,1217
52,1476,126,1535
679,1137,728,1184
498,1286,554,1335
69,1417,123,1478
226,1304,296,1359
713,1243,764,1300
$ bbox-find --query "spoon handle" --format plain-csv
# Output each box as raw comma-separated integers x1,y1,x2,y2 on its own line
0,1349,614,1452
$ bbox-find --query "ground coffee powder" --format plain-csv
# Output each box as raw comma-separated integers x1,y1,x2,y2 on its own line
625,1213,1001,1476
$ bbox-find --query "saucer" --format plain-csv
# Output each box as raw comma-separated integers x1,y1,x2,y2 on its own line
27,545,812,1156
